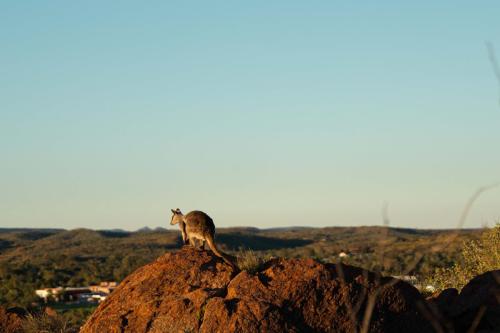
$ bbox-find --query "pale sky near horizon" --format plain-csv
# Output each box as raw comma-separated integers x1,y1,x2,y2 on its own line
1,1,499,230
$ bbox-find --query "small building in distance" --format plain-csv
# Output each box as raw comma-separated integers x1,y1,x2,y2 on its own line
35,287,64,302
392,275,436,292
35,287,90,302
77,292,109,303
393,275,418,285
35,281,118,304
89,281,118,294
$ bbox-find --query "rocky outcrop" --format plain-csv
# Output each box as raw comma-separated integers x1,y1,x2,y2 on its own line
81,247,235,333
428,270,500,333
81,247,433,333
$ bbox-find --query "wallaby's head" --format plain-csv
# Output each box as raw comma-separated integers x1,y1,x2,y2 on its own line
170,208,183,225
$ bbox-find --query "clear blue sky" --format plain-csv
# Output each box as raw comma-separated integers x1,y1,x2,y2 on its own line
1,1,499,230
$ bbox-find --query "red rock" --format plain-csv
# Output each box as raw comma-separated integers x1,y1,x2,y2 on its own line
81,247,433,333
0,307,23,333
451,270,500,332
81,246,235,333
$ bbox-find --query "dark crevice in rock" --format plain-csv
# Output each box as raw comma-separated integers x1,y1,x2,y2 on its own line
279,302,318,333
225,298,240,316
200,258,219,272
119,310,133,333
206,287,228,298
197,302,207,330
145,299,162,332
196,295,212,330
195,285,232,330
144,284,167,332
257,271,272,287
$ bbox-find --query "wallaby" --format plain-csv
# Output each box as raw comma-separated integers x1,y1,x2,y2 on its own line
170,208,236,268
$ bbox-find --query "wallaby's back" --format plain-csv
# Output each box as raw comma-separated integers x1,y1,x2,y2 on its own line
184,211,215,236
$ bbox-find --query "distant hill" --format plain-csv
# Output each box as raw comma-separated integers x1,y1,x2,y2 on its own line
0,225,483,309
0,228,64,233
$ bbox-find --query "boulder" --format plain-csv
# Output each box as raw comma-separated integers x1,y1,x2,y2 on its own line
451,270,500,332
81,246,235,333
81,247,433,333
424,270,500,333
425,288,459,332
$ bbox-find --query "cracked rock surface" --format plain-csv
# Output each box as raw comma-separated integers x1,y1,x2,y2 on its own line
81,247,433,333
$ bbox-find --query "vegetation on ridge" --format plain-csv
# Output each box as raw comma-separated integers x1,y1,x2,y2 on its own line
428,222,500,291
0,225,493,330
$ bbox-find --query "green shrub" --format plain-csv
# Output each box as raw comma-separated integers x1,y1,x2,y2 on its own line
428,223,500,291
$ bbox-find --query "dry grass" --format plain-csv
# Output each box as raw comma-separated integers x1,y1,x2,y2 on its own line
236,248,268,274
22,312,76,333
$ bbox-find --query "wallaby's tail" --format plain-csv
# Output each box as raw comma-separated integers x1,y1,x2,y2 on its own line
206,236,236,269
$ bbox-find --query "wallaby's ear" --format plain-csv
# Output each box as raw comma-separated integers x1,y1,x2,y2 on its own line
171,209,176,214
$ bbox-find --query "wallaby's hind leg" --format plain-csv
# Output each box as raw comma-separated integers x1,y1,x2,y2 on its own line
181,230,188,245
190,238,204,250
